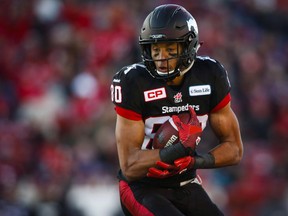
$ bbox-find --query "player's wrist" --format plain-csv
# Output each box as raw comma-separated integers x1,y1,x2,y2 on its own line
159,142,188,164
194,153,215,169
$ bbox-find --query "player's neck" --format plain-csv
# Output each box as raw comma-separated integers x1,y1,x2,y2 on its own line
166,75,184,86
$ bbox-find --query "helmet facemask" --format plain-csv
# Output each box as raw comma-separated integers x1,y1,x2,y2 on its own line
140,33,199,81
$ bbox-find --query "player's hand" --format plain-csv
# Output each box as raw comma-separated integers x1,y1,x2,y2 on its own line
147,156,195,178
147,161,178,178
172,106,202,154
174,156,195,173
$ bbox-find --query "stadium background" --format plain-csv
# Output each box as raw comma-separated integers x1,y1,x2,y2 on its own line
0,0,288,215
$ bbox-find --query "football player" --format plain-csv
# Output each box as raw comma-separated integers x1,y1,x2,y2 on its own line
111,4,243,216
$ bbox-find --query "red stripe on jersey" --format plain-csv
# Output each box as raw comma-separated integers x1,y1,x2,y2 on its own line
211,93,231,112
115,106,142,121
119,180,154,216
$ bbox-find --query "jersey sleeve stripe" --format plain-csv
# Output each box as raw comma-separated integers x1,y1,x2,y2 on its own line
115,106,142,120
211,93,231,112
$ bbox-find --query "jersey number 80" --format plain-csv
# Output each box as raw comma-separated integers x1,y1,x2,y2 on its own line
111,85,122,103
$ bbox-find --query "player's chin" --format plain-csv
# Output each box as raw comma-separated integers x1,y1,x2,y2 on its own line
157,68,169,73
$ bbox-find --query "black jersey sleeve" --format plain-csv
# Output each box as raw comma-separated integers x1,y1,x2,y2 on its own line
111,64,144,120
209,59,231,112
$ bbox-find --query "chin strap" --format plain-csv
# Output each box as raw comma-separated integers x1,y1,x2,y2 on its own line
179,60,194,76
179,43,201,76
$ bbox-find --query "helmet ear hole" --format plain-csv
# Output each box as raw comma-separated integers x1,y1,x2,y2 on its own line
179,34,198,69
143,45,151,57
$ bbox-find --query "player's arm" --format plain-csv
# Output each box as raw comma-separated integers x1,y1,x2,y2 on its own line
115,114,161,182
208,102,243,167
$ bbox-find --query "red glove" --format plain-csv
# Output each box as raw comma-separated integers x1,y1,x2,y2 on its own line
147,156,195,178
172,106,202,152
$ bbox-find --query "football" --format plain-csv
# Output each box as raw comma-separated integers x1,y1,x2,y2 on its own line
152,112,191,149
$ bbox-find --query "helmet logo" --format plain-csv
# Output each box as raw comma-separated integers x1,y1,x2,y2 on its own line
187,18,198,34
150,34,166,39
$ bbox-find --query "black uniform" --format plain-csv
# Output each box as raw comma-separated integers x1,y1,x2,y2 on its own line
111,56,230,216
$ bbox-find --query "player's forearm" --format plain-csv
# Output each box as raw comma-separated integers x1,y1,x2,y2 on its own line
208,106,243,168
209,141,243,167
193,143,240,170
121,149,161,181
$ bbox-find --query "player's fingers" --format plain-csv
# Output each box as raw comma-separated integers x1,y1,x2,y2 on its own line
188,106,196,117
147,167,170,178
147,171,163,178
148,167,163,175
172,115,182,126
156,161,177,170
188,106,201,126
174,156,192,166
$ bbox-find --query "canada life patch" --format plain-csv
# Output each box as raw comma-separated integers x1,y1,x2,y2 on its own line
144,87,167,102
189,85,211,96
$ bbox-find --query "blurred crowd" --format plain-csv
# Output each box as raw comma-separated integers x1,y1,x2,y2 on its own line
0,0,287,215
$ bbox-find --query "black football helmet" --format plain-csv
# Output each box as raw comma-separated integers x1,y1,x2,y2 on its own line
139,4,200,81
